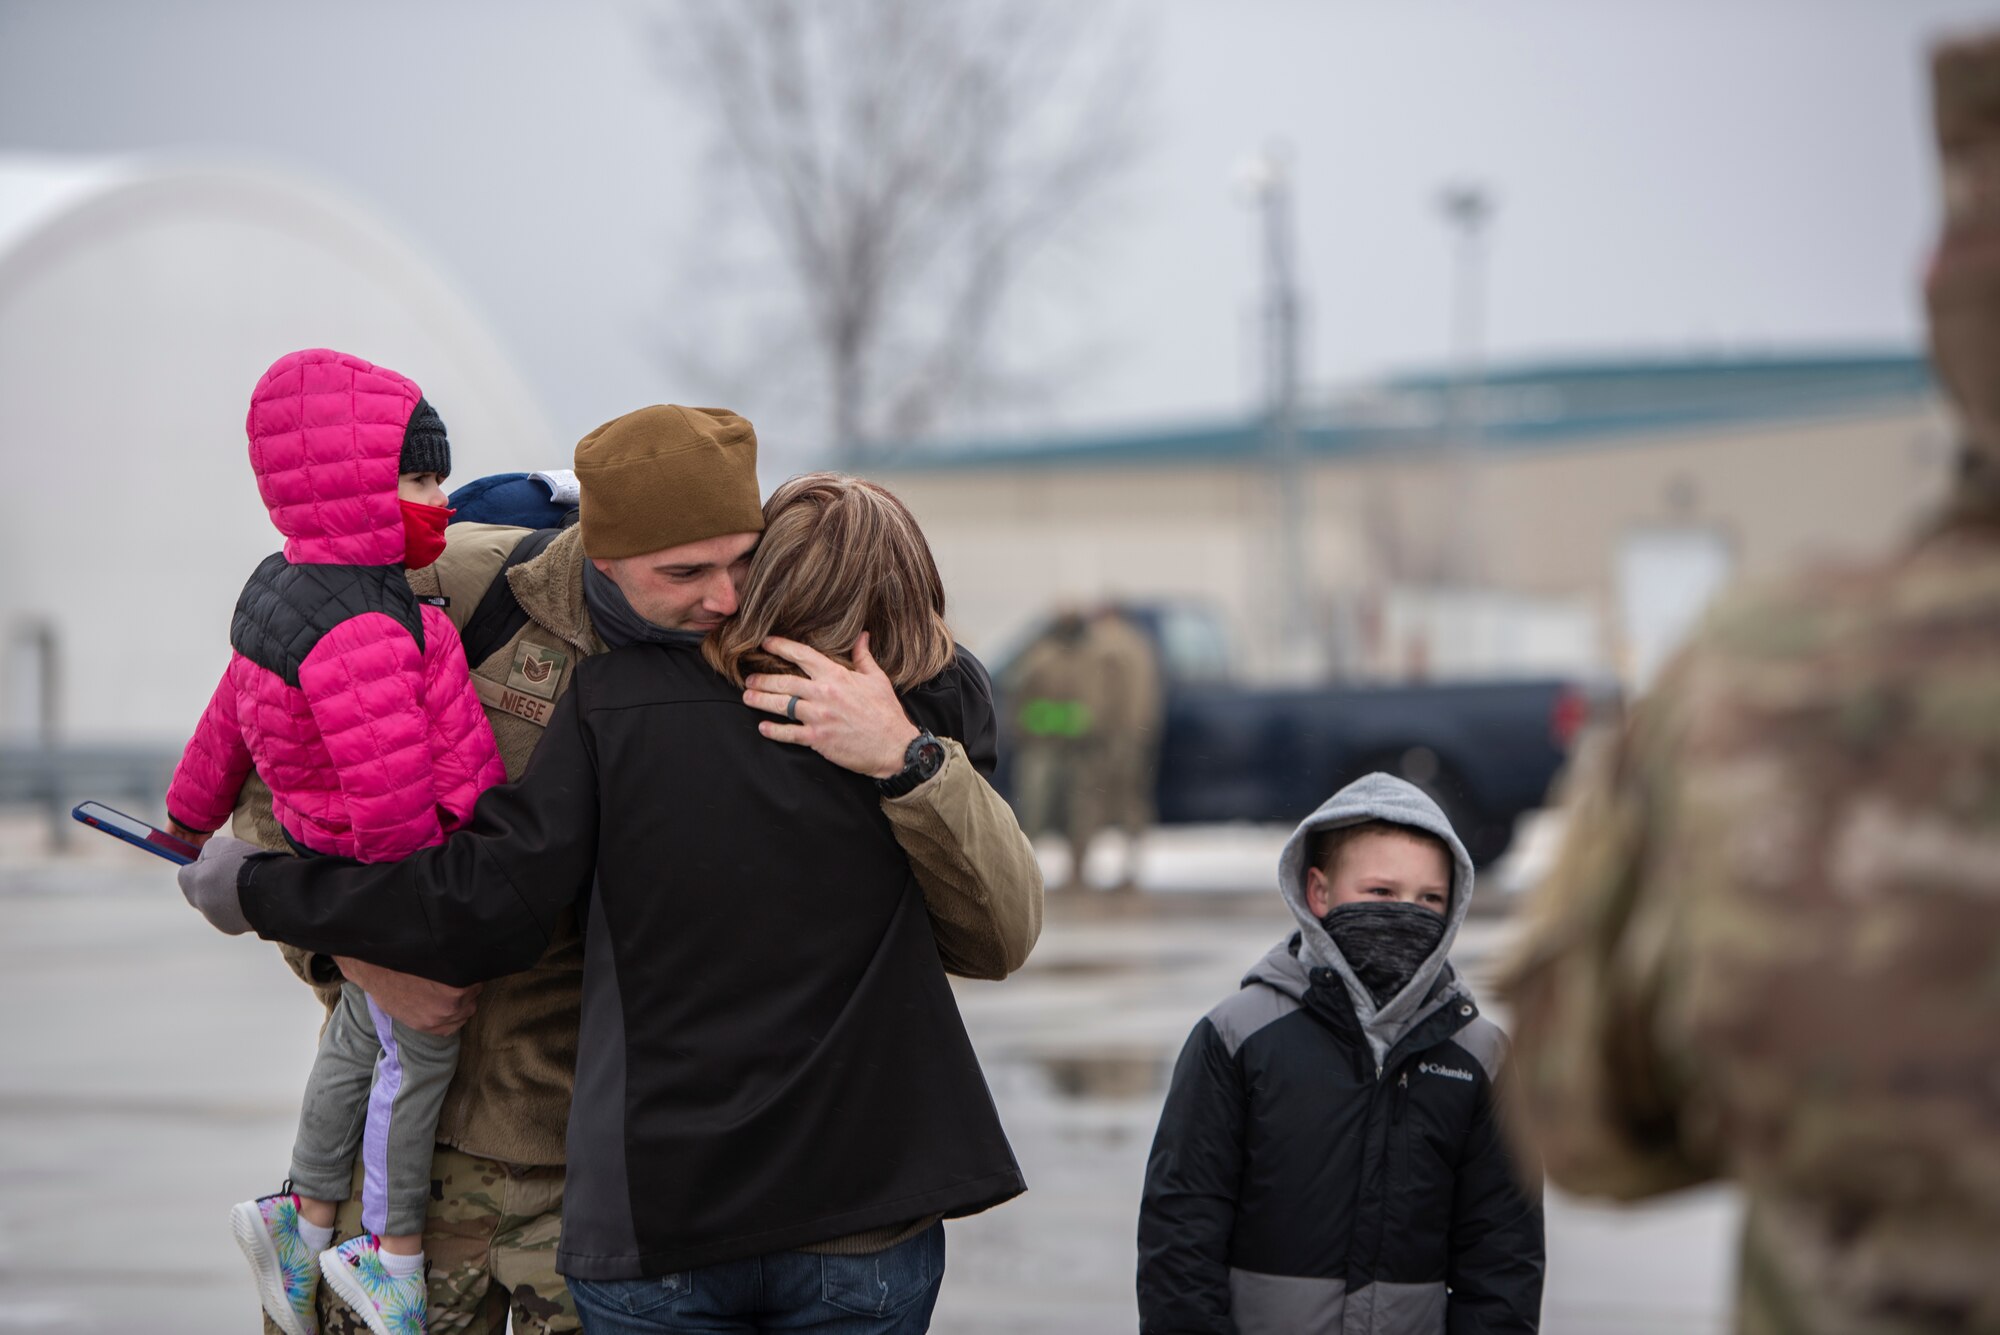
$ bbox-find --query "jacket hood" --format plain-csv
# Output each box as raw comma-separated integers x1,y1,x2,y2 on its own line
247,348,427,566
1269,772,1477,1065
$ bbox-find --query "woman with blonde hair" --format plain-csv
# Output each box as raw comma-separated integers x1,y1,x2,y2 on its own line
183,471,1026,1334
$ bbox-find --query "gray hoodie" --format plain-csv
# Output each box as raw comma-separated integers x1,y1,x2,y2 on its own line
1268,771,1478,1071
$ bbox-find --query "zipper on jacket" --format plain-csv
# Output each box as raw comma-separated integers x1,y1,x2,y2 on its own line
1362,1063,1401,1299
1392,1069,1409,1125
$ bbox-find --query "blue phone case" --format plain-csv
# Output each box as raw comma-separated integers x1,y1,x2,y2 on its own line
71,802,201,866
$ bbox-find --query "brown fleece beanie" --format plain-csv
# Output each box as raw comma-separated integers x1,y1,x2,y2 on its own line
574,405,765,559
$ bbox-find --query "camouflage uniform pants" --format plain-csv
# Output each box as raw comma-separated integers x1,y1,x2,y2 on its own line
1010,738,1073,843
1074,739,1155,842
1067,740,1153,884
260,1146,577,1334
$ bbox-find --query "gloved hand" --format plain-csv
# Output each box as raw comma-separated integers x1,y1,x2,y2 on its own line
177,835,260,936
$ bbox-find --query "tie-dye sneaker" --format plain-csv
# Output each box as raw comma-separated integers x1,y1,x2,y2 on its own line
318,1233,427,1335
228,1188,319,1335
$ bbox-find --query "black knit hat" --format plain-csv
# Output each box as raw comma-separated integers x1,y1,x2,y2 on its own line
400,397,451,478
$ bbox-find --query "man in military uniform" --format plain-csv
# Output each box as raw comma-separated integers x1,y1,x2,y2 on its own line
232,405,1044,1334
1005,605,1163,891
1005,609,1093,871
1073,604,1163,892
1497,34,2000,1335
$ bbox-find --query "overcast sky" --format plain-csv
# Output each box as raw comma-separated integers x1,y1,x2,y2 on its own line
2,0,1993,469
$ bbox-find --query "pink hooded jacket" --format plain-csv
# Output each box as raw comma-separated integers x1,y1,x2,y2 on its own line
167,349,505,862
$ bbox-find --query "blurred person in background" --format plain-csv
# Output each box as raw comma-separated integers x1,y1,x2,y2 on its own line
206,406,1042,1335
1005,608,1094,879
1005,604,1162,891
181,472,1031,1334
1497,31,2000,1335
1078,604,1164,893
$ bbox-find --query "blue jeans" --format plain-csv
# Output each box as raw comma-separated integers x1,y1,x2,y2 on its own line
569,1223,946,1334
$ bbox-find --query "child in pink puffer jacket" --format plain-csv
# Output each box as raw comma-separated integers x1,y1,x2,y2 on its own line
167,348,505,1335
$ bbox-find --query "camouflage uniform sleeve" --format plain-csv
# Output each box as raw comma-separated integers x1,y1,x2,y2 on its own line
882,740,1044,981
1495,669,1722,1202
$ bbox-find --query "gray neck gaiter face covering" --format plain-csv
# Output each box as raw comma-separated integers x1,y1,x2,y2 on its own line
584,560,693,649
1321,901,1448,1008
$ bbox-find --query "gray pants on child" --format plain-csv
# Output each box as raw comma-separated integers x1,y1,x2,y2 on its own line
287,982,459,1237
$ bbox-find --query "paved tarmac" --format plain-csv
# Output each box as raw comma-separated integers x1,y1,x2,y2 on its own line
0,826,1741,1332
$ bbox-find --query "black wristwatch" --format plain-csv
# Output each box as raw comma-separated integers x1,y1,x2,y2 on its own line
877,730,947,798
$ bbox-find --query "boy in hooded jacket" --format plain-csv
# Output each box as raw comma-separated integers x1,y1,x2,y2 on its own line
1137,773,1544,1334
166,349,507,1335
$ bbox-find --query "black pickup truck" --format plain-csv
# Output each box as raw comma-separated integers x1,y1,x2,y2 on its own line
992,603,1599,867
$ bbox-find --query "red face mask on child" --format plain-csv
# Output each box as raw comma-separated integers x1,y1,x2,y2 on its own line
400,500,453,570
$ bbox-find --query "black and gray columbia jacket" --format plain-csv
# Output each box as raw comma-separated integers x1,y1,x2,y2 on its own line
1138,774,1544,1334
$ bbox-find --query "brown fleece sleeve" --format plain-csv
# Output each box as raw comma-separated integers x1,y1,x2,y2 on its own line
881,740,1044,980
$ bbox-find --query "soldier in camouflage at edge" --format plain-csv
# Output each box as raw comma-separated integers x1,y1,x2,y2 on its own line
1496,32,2000,1335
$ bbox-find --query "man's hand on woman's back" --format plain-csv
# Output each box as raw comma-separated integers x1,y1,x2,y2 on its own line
744,632,921,779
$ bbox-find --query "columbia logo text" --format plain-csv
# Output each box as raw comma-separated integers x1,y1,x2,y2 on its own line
1419,1062,1475,1083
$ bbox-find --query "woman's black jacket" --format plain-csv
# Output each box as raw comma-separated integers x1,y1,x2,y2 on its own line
235,640,1025,1279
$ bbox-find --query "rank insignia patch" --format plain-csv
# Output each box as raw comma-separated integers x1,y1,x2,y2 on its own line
507,642,569,701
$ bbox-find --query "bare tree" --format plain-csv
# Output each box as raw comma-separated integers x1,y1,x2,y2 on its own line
656,0,1147,463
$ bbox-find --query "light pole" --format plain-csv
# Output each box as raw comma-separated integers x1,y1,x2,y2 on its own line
1238,144,1311,673
1438,182,1492,585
